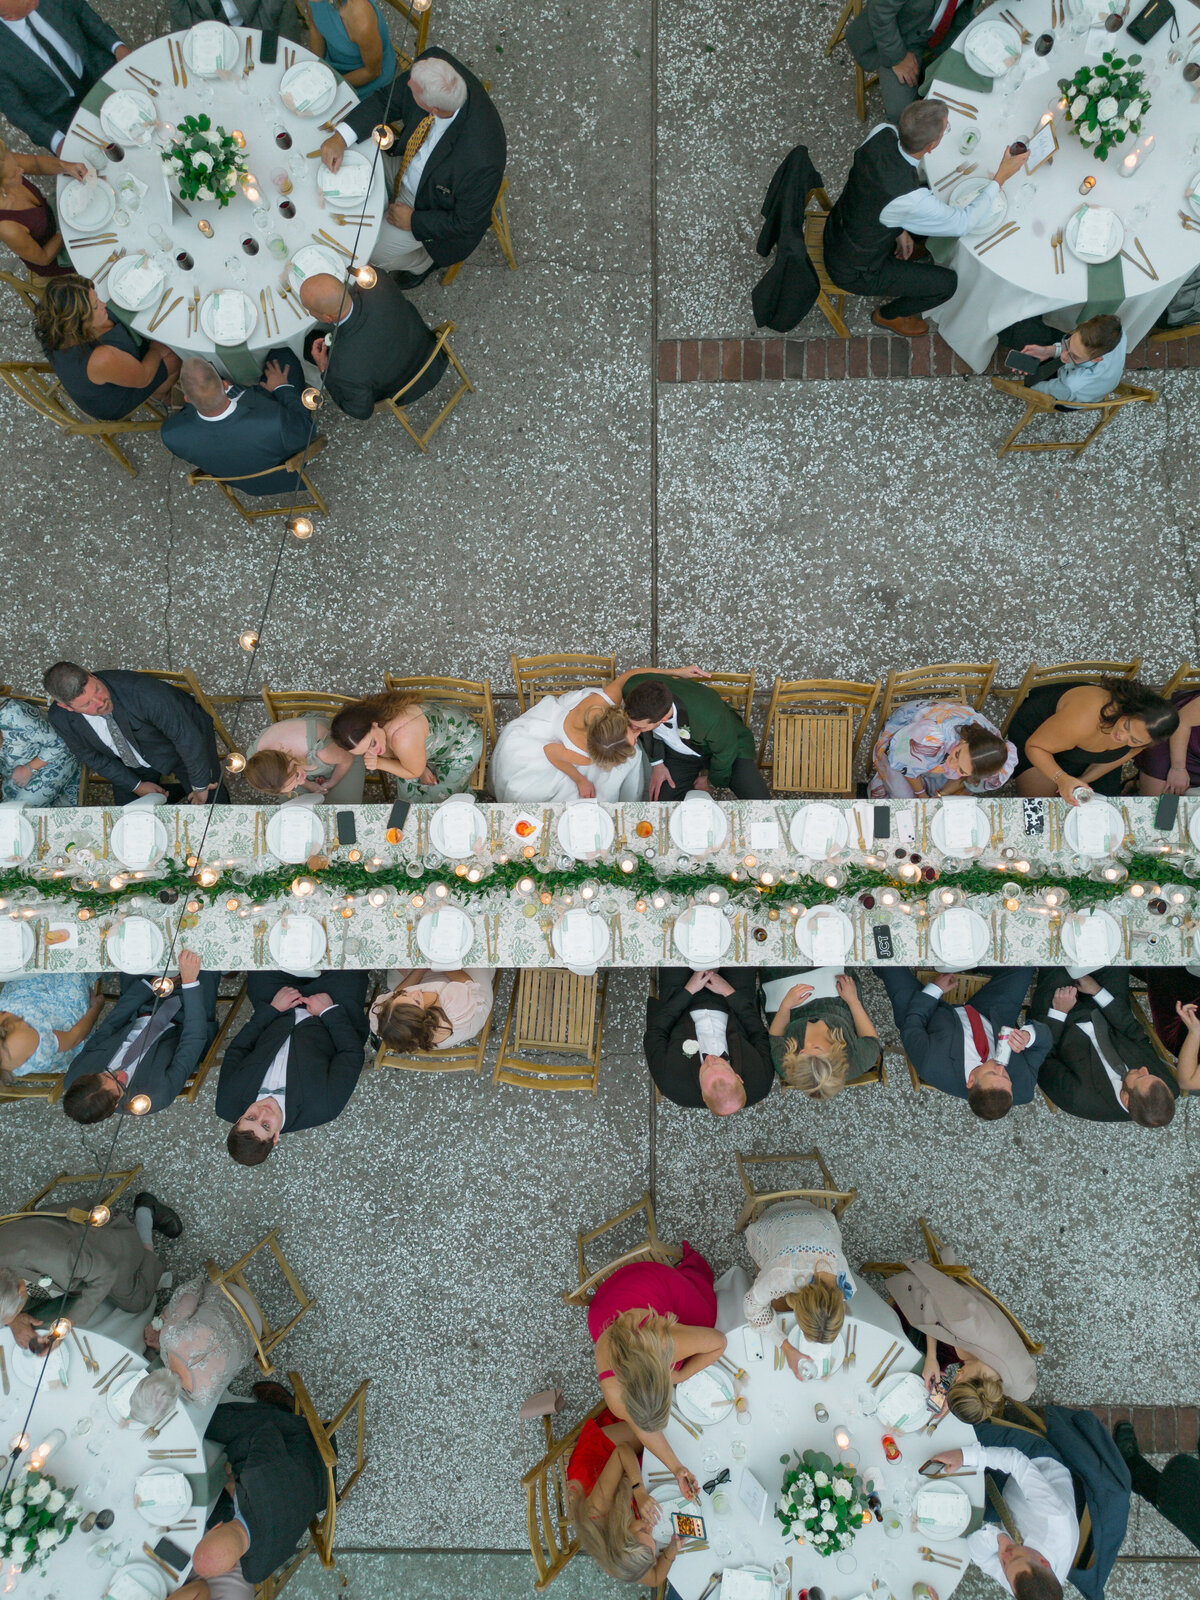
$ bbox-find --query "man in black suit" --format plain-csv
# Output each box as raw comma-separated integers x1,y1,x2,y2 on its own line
216,970,369,1165
195,1393,329,1585
0,0,130,154
879,966,1051,1117
169,0,301,38
161,353,314,495
1030,968,1192,1124
44,662,223,806
318,47,506,284
300,272,448,421
643,968,774,1113
62,949,218,1123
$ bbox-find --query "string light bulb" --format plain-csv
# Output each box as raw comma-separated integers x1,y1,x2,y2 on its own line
196,866,219,888
300,387,323,411
372,123,395,149
354,263,377,289
49,1317,72,1341
88,1204,111,1228
225,751,246,774
150,975,175,997
288,513,315,540
238,628,259,652
128,1093,152,1115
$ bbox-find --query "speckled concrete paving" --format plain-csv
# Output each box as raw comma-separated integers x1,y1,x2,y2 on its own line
2,0,1199,1584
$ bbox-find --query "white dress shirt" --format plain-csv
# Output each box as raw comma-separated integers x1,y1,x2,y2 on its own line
336,108,460,201
652,706,699,763
255,1006,314,1120
1032,332,1128,403
197,392,240,423
873,125,1001,236
1047,988,1124,1103
690,1007,729,1061
2,15,125,153
111,979,198,1081
82,713,150,768
962,1442,1079,1591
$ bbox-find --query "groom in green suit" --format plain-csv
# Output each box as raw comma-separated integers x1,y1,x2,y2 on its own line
622,673,770,800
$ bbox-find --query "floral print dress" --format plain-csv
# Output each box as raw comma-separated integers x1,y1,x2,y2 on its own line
390,704,484,803
0,699,79,807
0,973,96,1076
869,699,1016,799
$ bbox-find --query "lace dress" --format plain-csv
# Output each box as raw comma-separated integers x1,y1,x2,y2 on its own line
741,1200,855,1344
158,1275,262,1407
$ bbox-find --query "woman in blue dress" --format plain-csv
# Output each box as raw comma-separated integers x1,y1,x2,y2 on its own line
297,0,396,100
0,697,79,807
0,974,103,1082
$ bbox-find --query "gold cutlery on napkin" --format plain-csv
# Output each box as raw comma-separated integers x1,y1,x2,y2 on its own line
978,223,1020,255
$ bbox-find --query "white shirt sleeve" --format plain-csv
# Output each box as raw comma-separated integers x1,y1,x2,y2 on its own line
879,180,1001,237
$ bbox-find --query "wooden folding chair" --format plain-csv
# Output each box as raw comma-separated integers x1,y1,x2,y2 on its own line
0,360,166,476
803,187,853,338
377,321,473,451
1160,660,1200,698
877,663,998,732
204,1229,315,1375
704,670,756,725
374,1000,494,1075
561,1191,680,1308
442,175,517,284
511,653,616,711
260,685,391,801
521,1399,609,1587
1149,322,1200,347
0,267,49,314
176,978,246,1102
733,1149,857,1233
997,658,1142,736
991,376,1156,458
824,0,878,117
377,0,432,55
861,1217,1044,1355
381,672,496,791
757,676,881,795
16,1164,143,1220
76,667,235,804
494,970,608,1093
186,437,328,524
267,1369,368,1581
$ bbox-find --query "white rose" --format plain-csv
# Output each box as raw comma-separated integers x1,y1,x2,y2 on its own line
814,1471,829,1486
37,1528,62,1550
1126,99,1142,119
1071,94,1088,118
1079,124,1100,143
821,1512,838,1530
45,1491,65,1513
64,1502,81,1521
681,1039,699,1056
26,1481,50,1505
834,1479,851,1499
1087,76,1103,92
1097,95,1119,121
192,149,214,170
196,184,215,201
10,1482,24,1503
1115,115,1130,130
3,1510,22,1529
820,1498,831,1510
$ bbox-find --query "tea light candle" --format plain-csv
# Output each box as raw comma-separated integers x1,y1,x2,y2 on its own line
231,129,246,148
28,1430,64,1472
834,1426,851,1452
197,219,214,236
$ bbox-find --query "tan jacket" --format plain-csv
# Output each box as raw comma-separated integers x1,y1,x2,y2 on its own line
0,1213,162,1329
887,1258,1037,1400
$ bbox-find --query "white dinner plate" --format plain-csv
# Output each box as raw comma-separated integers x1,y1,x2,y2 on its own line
104,1561,170,1600
11,1337,69,1385
1063,799,1123,857
557,801,616,859
267,913,327,974
1059,907,1122,968
415,905,475,968
950,177,1008,237
100,89,156,146
789,802,849,858
59,175,116,231
1065,205,1124,264
265,805,323,863
0,810,35,864
107,915,166,975
929,905,991,969
794,906,854,964
961,16,1022,77
914,1478,973,1540
931,797,988,856
552,908,611,971
133,1466,193,1526
183,19,241,75
199,288,258,346
110,808,170,869
672,902,733,966
316,149,373,205
0,918,36,976
286,243,343,291
429,797,485,859
876,1369,933,1433
107,253,166,312
1189,806,1200,853
107,1368,144,1423
279,59,338,116
674,1366,734,1424
667,793,728,854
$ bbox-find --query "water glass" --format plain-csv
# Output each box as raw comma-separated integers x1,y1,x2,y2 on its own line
836,1552,858,1574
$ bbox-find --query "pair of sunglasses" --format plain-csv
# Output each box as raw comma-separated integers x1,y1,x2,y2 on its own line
702,1468,731,1495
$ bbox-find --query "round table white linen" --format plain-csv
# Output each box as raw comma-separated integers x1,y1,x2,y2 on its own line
58,30,385,372
925,1,1200,369
647,1315,983,1600
0,1322,212,1595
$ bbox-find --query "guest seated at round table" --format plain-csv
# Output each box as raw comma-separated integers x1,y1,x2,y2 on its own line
370,966,495,1051
589,1246,724,1499
244,715,364,804
0,973,103,1083
0,138,87,280
295,0,395,99
329,690,483,803
742,1199,854,1368
567,1409,680,1587
0,694,80,806
140,1272,263,1408
996,313,1127,404
762,970,881,1098
1010,678,1177,802
1137,688,1200,795
869,698,1016,799
34,274,180,421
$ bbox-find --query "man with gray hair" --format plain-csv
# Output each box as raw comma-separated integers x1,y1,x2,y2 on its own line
161,348,312,496
824,98,1025,337
319,46,506,284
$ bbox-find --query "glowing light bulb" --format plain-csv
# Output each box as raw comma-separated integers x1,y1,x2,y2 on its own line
49,1318,72,1341
88,1204,111,1228
372,123,395,149
347,848,362,862
466,865,483,882
77,907,91,921
150,975,175,997
238,628,259,652
128,1093,152,1116
517,877,534,895
368,889,387,907
225,751,247,774
433,883,450,900
301,386,323,412
354,263,377,289
410,893,425,908
288,513,315,539
108,873,126,891
225,896,241,912
197,866,219,888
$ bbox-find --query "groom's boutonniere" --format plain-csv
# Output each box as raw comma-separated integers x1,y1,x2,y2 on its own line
682,1039,700,1056
678,726,692,740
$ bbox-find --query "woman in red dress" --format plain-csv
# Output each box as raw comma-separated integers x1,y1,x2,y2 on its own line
567,1408,681,1586
0,139,87,281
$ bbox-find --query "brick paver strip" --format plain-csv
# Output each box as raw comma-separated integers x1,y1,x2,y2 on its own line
657,333,1192,381
1085,1403,1200,1455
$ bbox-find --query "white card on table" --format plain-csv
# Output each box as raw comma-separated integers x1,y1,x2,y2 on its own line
276,807,315,859
895,808,916,843
189,28,226,73
0,922,25,968
1076,207,1113,257
210,292,248,343
119,920,155,970
328,162,370,198
937,906,976,961
426,910,463,963
809,914,846,964
736,1468,770,1524
1074,804,1112,854
277,919,317,968
0,812,23,858
678,802,715,852
559,909,596,964
284,62,330,110
439,805,477,856
719,1570,773,1600
566,808,601,855
1025,119,1057,172
119,811,157,865
941,801,977,850
1073,913,1110,964
798,809,832,856
687,904,724,966
749,817,779,850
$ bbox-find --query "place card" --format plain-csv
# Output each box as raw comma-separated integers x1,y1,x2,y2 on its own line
1025,118,1058,173
276,807,316,860
1072,912,1111,965
277,917,318,968
749,817,780,850
438,804,477,857
809,914,847,964
737,1468,770,1524
686,904,725,966
0,922,26,969
940,800,978,851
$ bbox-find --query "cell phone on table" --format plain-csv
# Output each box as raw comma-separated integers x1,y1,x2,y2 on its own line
1022,798,1046,835
919,1460,948,1478
672,1512,706,1540
259,28,279,62
154,1536,189,1570
873,924,894,960
1005,350,1042,376
1155,794,1180,831
336,810,357,845
387,797,411,835
873,805,891,840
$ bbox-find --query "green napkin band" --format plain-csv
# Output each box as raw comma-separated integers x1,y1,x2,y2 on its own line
80,81,115,117
922,47,994,97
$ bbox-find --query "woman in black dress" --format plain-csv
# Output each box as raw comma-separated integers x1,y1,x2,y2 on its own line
1010,678,1177,802
33,273,180,421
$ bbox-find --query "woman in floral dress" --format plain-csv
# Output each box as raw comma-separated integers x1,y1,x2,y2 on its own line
0,697,79,806
0,974,102,1082
869,698,1015,800
327,690,483,802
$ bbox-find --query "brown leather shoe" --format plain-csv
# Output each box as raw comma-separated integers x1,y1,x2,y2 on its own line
252,1380,294,1412
872,309,929,338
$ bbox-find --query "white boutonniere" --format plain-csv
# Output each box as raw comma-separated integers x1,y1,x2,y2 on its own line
682,1039,700,1056
151,1315,164,1331
678,725,692,740
36,1277,53,1290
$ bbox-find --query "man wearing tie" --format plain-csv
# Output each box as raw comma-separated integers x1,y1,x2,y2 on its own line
168,0,301,38
846,0,978,122
0,0,130,154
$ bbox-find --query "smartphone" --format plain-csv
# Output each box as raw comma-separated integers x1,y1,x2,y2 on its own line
744,1327,765,1362
672,1512,706,1540
872,924,894,960
387,797,411,834
1005,350,1042,376
154,1536,188,1570
1022,798,1046,835
336,810,357,845
259,28,279,62
873,804,890,839
919,1460,947,1478
1155,793,1180,831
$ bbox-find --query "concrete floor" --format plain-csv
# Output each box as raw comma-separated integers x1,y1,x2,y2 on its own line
2,0,1200,1591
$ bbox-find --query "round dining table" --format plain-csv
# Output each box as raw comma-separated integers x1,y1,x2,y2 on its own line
646,1305,984,1600
57,27,386,374
0,1322,212,1600
925,0,1200,369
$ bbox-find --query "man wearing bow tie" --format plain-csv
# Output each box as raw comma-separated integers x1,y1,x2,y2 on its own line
0,0,130,154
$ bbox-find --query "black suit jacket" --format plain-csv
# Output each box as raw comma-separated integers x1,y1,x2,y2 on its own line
344,47,506,268
321,278,446,420
642,982,774,1108
205,1402,329,1584
215,995,368,1131
0,0,123,151
168,0,294,31
47,669,219,793
753,145,822,333
64,971,218,1113
161,352,313,495
1033,989,1178,1122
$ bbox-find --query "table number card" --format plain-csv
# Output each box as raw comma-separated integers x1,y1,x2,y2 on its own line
1025,119,1058,173
736,1467,770,1524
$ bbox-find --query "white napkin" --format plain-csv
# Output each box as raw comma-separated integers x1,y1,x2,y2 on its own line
1073,803,1114,854
106,90,155,137
275,807,316,861
559,909,598,965
282,61,332,112
210,291,249,344
750,817,779,849
0,812,26,860
677,798,716,852
1071,912,1111,964
116,811,157,866
105,1572,162,1600
940,799,978,851
61,180,104,224
565,806,602,856
0,922,26,969
189,22,229,73
437,803,477,857
324,161,370,199
686,904,725,966
809,913,847,964
117,918,156,970
936,906,977,963
277,917,318,968
1076,207,1115,257
424,908,466,964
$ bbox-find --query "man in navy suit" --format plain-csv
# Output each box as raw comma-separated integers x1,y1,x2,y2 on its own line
0,0,130,154
161,352,314,496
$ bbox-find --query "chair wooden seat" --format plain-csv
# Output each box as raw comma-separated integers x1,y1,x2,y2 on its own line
996,658,1141,735
376,321,473,451
825,0,878,118
494,969,607,1092
178,978,246,1102
0,267,50,314
375,1001,493,1075
205,1228,315,1376
512,653,616,711
186,436,328,524
878,662,998,732
734,1148,856,1233
16,1165,142,1221
758,677,881,795
991,375,1156,457
0,359,166,477
562,1191,680,1308
521,1399,609,1587
1161,660,1200,698
378,0,431,54
441,175,517,285
381,672,496,791
803,193,853,339
704,670,756,726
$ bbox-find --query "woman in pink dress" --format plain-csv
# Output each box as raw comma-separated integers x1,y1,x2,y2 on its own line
589,1244,725,1501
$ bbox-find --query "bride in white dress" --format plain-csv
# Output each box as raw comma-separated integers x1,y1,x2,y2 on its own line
492,667,706,804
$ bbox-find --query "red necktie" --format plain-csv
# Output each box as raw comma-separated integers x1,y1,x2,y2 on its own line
929,0,963,52
964,1004,991,1066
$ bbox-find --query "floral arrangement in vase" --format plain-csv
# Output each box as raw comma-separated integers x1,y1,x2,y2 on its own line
776,1448,868,1556
0,1468,81,1575
1057,50,1147,160
162,114,248,205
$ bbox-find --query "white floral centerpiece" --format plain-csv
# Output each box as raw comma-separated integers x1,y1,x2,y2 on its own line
1058,50,1148,161
162,114,248,206
0,1468,81,1576
776,1448,869,1557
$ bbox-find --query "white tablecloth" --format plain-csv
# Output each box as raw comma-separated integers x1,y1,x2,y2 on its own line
0,1323,212,1597
647,1315,983,1600
926,0,1200,369
58,30,385,371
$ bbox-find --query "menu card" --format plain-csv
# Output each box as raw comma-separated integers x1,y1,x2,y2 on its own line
189,23,228,73
559,909,598,965
105,1570,163,1600
0,922,26,969
277,917,318,968
437,803,477,857
736,1468,770,1524
282,62,331,112
210,292,248,344
1076,207,1115,258
117,254,162,306
565,806,602,856
1025,119,1057,172
940,799,978,851
118,918,156,970
971,24,1019,75
423,908,466,964
117,810,158,866
1072,912,1111,965
325,162,370,198
719,1571,773,1600
106,90,155,137
677,798,716,852
275,807,316,861
1073,803,1114,855
936,906,977,963
809,913,847,964
798,805,836,857
750,816,780,850
686,904,725,966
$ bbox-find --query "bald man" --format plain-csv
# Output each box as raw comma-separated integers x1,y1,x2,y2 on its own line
160,352,312,495
299,272,448,420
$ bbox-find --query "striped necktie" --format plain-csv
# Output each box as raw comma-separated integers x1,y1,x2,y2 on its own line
392,113,434,200
985,1471,1024,1545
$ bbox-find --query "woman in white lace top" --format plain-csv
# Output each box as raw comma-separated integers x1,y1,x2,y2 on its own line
741,1200,855,1375
143,1275,262,1408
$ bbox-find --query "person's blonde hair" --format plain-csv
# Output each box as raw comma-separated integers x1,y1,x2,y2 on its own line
780,1027,850,1099
606,1311,676,1431
243,748,306,795
787,1279,845,1344
567,1485,656,1583
34,272,96,352
947,1373,1004,1424
584,705,634,770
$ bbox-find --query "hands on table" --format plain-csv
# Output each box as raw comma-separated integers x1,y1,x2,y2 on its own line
320,132,346,172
